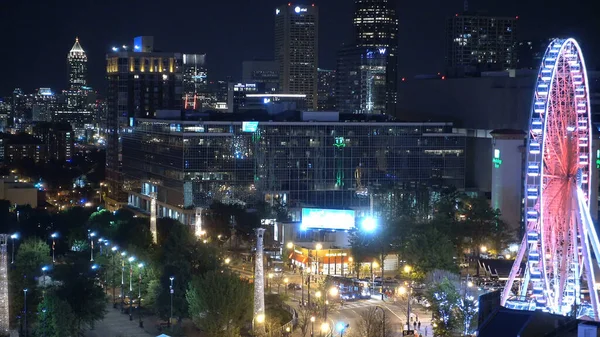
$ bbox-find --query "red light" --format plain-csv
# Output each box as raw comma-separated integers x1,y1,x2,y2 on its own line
401,77,406,81
515,15,519,19
288,2,291,5
455,13,458,17
441,76,446,80
312,3,315,6
437,72,441,75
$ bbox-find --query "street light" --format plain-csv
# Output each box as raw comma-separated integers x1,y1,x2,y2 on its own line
310,316,315,337
315,243,322,275
361,217,377,232
120,251,127,313
10,233,18,264
41,266,49,297
224,257,231,264
480,245,487,253
137,262,144,327
325,286,339,319
128,256,136,321
336,322,349,337
169,276,175,327
253,313,265,333
89,231,96,262
320,322,330,337
402,265,413,330
111,246,119,308
284,277,289,295
23,288,28,337
50,233,58,263
287,242,294,249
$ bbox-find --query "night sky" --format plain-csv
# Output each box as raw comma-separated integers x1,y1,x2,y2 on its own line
0,0,597,96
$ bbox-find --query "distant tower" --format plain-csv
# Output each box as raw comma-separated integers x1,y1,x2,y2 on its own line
67,37,87,90
0,234,9,334
253,228,266,333
150,192,157,244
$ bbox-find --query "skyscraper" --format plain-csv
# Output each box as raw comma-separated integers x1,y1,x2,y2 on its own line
104,36,183,209
275,3,319,110
445,13,518,76
317,68,336,111
182,54,207,110
336,0,398,115
67,37,87,90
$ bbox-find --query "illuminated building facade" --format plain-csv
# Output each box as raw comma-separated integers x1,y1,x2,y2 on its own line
352,0,398,114
104,36,183,209
68,38,87,90
242,60,279,93
445,13,518,76
183,54,207,110
317,69,336,111
32,88,57,122
32,122,74,162
121,113,465,225
275,3,319,110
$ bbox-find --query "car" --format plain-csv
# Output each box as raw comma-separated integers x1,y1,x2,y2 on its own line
287,283,302,290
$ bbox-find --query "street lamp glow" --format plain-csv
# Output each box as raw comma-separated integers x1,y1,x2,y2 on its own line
111,246,118,252
467,281,474,287
255,313,265,323
41,266,49,272
398,286,407,295
268,273,274,279
128,256,136,262
505,254,511,259
329,287,339,297
170,276,175,281
480,245,487,253
91,264,99,270
315,291,322,298
404,265,412,274
373,261,379,269
51,233,58,239
321,322,330,333
10,233,18,239
287,242,293,249
90,232,96,238
138,263,144,268
310,316,315,322
316,243,323,250
361,217,377,232
224,257,231,264
284,277,289,284
121,251,127,257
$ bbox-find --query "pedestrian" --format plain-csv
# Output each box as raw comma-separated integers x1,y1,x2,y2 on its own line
413,321,417,330
418,321,421,330
425,326,428,336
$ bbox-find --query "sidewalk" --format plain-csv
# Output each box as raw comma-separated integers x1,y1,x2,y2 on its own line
85,304,154,337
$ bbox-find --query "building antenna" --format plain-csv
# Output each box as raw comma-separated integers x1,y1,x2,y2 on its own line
464,0,468,12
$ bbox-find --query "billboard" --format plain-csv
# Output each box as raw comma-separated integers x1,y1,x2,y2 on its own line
242,121,259,132
301,208,355,230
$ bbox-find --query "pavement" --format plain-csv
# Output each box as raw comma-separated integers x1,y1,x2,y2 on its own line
84,303,155,337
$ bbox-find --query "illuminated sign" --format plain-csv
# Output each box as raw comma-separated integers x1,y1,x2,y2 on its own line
378,48,386,55
242,121,259,132
596,149,600,169
276,8,280,15
301,208,356,230
493,149,502,168
294,6,307,13
334,137,345,148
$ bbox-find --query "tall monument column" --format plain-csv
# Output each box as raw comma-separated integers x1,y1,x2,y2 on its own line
253,228,266,333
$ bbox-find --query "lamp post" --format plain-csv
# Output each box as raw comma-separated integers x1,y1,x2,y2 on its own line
120,251,127,313
23,288,28,337
325,287,338,320
320,322,330,337
169,276,174,327
402,265,412,329
137,263,144,327
252,313,265,333
374,306,386,337
284,277,289,295
315,243,322,276
98,238,104,255
310,316,315,337
41,266,49,298
50,233,58,263
10,233,18,264
111,246,118,308
89,231,96,262
128,256,136,321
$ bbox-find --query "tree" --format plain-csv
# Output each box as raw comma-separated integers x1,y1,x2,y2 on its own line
14,238,52,281
295,306,312,337
186,271,253,337
425,278,462,337
54,258,107,332
350,307,392,337
404,224,458,275
33,293,77,337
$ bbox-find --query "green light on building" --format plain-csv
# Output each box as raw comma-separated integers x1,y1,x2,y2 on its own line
334,137,345,148
596,149,600,169
493,149,502,168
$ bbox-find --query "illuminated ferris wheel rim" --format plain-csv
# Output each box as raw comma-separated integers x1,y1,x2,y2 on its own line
526,38,593,208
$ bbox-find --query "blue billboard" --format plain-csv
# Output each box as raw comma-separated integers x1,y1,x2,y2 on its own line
301,208,356,230
242,121,259,132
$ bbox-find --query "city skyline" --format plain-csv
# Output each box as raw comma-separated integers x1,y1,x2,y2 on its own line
0,0,597,95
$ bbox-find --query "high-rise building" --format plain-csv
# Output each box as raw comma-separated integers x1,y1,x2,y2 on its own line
32,122,74,162
336,0,398,115
242,60,279,93
445,13,518,76
32,88,57,122
183,54,207,110
104,36,183,209
353,0,398,114
317,69,336,111
68,38,88,90
275,3,319,110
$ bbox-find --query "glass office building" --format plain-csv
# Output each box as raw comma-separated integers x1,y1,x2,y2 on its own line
122,114,465,224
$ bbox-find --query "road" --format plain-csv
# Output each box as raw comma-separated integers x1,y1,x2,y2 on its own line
231,263,433,336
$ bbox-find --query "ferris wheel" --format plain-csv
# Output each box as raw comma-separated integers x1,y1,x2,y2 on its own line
502,38,600,320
